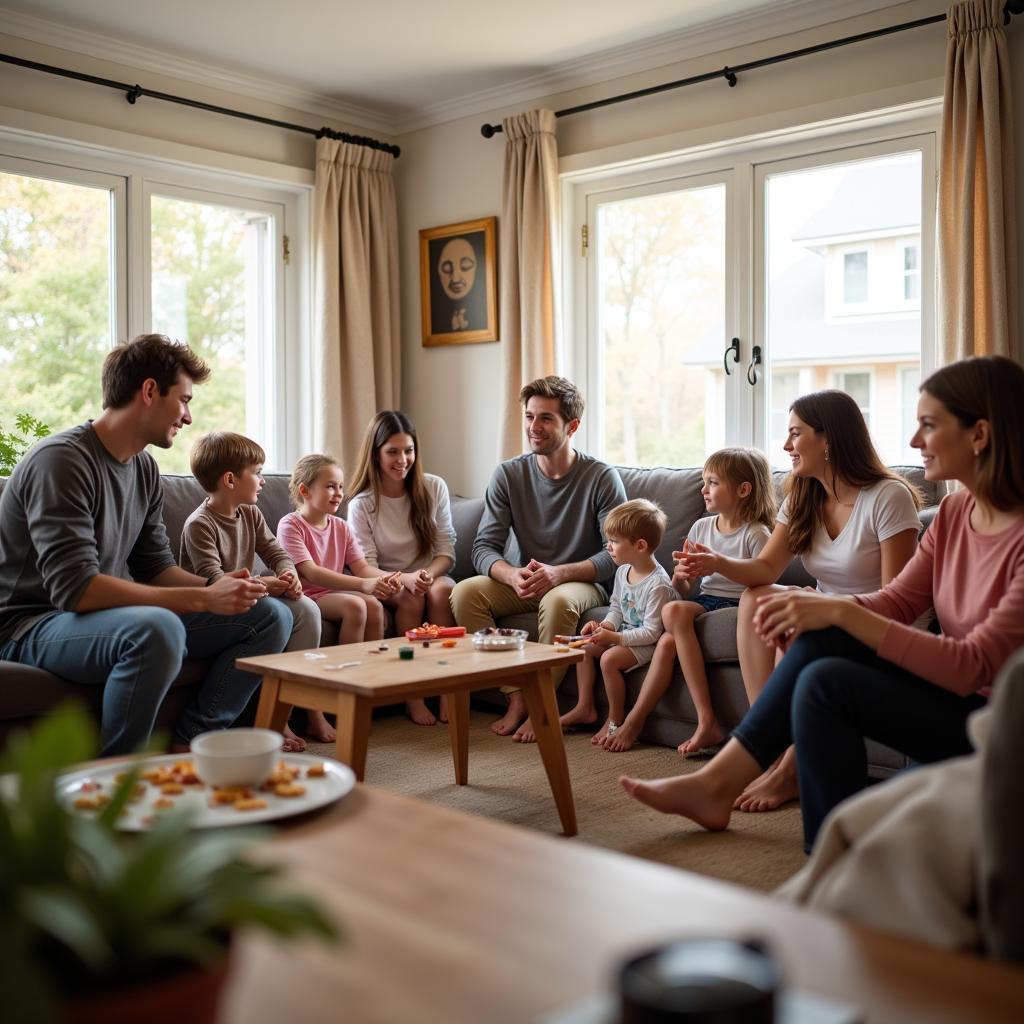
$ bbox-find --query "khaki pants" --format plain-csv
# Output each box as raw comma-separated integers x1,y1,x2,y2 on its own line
450,575,604,691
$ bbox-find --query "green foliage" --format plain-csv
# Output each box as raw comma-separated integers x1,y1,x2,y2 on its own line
0,413,51,476
0,707,340,1021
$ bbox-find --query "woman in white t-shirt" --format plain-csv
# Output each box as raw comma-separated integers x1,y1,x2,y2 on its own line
675,390,922,811
347,411,457,726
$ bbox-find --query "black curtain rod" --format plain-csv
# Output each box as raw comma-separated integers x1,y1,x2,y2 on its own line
481,2,1024,138
0,51,401,158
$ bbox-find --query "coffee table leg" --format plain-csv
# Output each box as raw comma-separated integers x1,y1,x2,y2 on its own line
334,691,373,782
253,674,290,733
520,671,578,837
446,690,471,785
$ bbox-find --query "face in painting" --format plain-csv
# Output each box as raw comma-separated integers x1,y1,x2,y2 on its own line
437,238,477,301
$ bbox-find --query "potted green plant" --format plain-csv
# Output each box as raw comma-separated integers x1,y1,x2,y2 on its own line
0,706,340,1024
0,413,50,476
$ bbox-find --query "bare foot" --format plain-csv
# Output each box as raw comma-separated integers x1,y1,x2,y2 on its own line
603,717,642,752
305,710,337,743
677,720,727,757
438,694,448,724
406,698,437,726
491,693,527,736
620,773,732,830
282,724,306,753
559,705,597,732
513,717,537,743
591,718,615,746
734,755,799,812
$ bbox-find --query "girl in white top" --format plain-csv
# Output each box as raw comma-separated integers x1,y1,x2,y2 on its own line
676,391,921,811
603,448,776,755
347,411,457,726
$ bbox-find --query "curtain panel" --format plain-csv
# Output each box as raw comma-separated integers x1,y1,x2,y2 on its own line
497,110,561,459
313,138,400,474
938,0,1019,363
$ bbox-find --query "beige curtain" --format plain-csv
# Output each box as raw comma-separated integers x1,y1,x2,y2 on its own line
938,0,1019,363
497,109,561,459
313,138,400,474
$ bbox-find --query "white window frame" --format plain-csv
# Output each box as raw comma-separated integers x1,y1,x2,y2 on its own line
0,130,311,471
563,103,938,463
830,367,875,427
903,242,921,303
841,249,870,306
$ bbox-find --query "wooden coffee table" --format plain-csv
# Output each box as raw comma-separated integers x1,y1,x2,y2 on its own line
238,638,583,835
221,784,1024,1024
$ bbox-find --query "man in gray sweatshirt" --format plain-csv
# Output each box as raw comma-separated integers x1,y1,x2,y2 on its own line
451,376,626,742
0,334,291,755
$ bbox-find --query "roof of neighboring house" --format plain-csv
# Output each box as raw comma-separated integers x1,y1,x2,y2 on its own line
791,157,921,243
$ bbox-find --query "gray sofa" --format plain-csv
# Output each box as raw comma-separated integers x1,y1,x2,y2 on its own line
0,466,940,770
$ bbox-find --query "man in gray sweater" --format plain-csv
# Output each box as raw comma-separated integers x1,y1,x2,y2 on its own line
0,334,291,755
451,376,626,741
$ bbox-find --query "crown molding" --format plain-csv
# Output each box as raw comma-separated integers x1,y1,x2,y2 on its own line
1,0,928,139
391,0,921,133
0,6,397,137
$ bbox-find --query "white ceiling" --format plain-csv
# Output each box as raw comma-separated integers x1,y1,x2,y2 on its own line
1,0,901,133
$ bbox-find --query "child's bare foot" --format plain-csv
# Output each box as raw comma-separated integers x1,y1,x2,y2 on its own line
734,757,799,812
559,705,597,732
438,694,448,724
591,718,616,746
406,698,437,726
677,720,727,757
305,711,337,743
603,717,642,752
282,724,306,753
620,772,732,830
513,717,537,743
491,693,526,736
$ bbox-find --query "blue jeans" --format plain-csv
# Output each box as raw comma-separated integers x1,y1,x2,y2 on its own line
1,600,292,755
731,627,985,852
690,593,741,613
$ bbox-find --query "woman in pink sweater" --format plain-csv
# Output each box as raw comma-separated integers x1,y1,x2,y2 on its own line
622,355,1024,851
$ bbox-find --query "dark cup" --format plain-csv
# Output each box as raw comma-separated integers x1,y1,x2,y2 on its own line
619,938,779,1023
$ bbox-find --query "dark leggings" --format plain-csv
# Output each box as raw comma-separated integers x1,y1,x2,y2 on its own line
731,627,986,852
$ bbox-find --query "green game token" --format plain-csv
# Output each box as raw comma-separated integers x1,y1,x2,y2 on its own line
398,646,414,660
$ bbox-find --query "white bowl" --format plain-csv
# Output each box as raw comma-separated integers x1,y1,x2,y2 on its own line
471,627,528,651
190,728,283,787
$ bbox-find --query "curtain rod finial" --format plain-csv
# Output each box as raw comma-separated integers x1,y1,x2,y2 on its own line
481,122,501,138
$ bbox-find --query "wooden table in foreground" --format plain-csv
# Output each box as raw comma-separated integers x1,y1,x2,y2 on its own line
238,638,583,835
221,784,1024,1024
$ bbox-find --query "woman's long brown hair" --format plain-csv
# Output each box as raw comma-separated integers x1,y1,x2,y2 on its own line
348,411,435,561
784,390,921,554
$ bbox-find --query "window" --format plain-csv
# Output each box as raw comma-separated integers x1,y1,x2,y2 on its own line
831,369,873,427
903,244,920,301
900,365,922,463
567,116,936,469
0,140,306,474
843,251,869,304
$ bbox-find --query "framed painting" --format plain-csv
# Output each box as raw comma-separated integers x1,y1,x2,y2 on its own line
419,216,497,346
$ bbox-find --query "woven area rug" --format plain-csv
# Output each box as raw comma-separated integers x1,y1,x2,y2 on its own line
306,710,807,893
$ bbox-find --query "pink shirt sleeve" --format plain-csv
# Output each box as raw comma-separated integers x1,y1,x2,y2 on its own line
335,518,365,567
276,513,313,566
854,520,936,626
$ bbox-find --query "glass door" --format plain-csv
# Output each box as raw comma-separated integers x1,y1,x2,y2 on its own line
582,170,741,467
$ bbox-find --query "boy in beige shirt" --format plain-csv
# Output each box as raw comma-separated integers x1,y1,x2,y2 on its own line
180,431,328,747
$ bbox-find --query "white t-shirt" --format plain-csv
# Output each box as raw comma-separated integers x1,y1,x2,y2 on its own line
346,473,456,573
686,517,773,598
777,478,921,595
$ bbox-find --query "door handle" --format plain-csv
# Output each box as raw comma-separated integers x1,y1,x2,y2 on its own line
746,344,762,386
723,337,740,376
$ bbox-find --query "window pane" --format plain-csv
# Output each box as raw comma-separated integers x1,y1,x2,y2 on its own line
0,171,113,438
595,184,726,467
150,195,270,473
765,152,922,467
843,252,868,303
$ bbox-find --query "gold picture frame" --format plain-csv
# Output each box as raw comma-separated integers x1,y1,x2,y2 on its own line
419,217,497,346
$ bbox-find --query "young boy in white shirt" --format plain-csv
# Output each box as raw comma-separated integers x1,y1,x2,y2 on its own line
559,498,676,745
180,431,325,749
